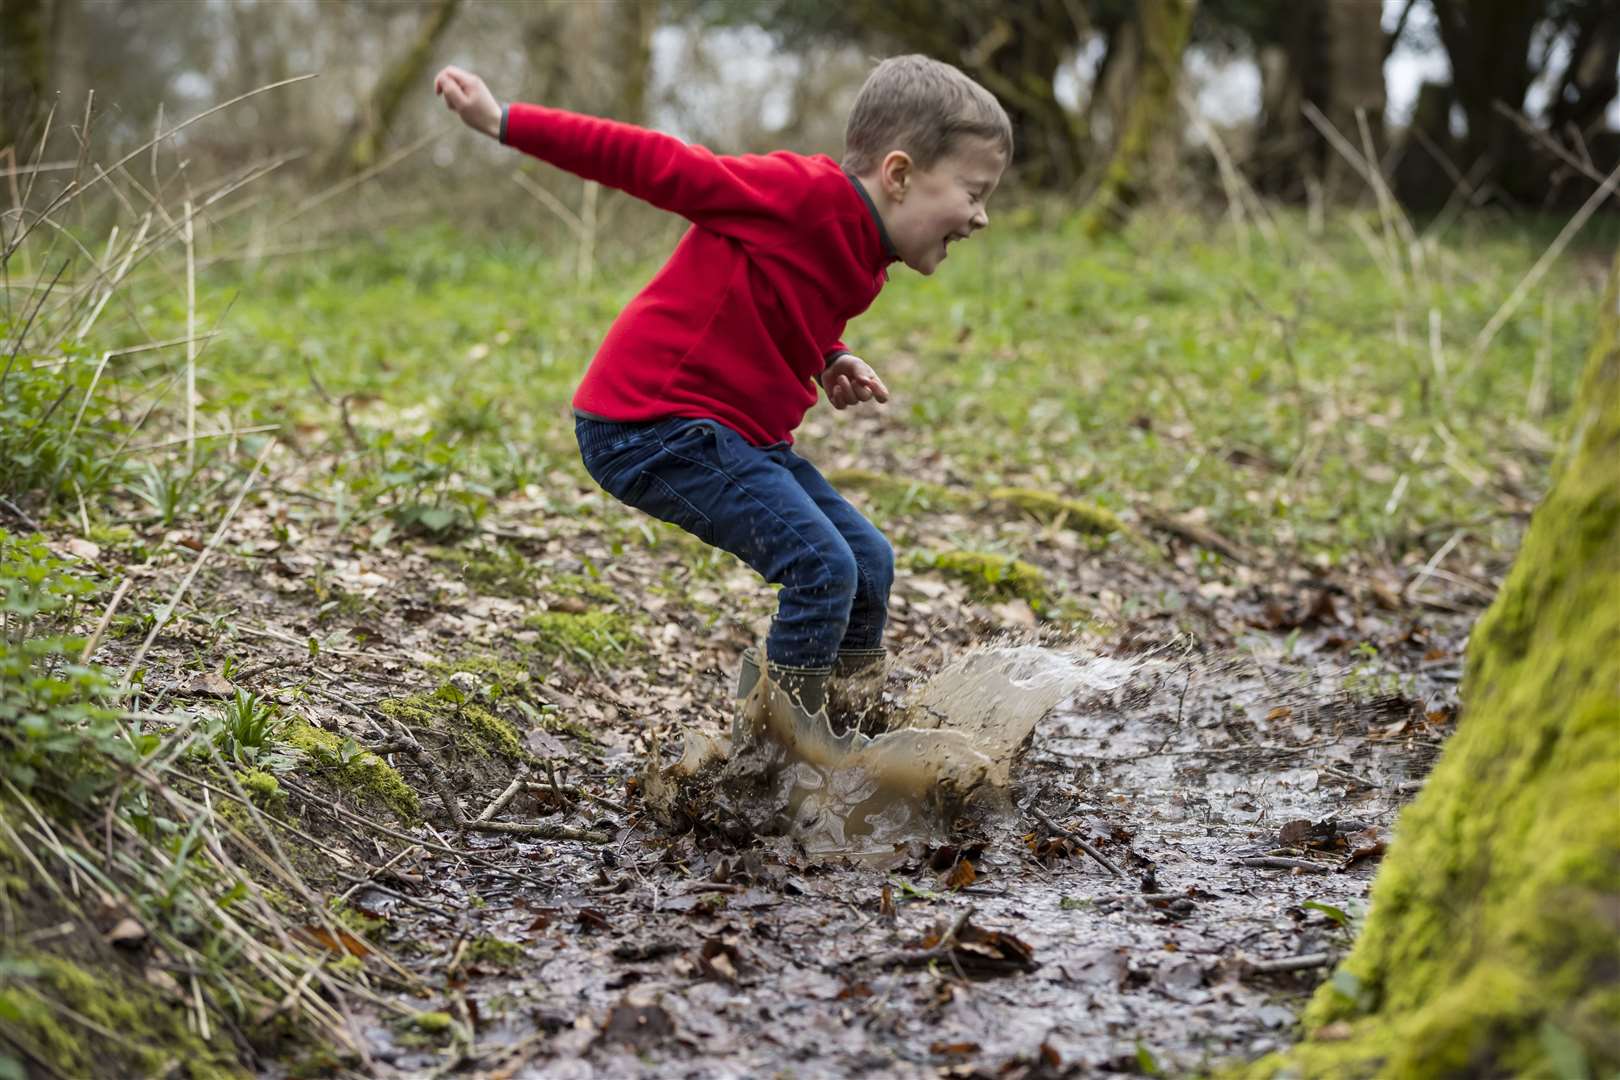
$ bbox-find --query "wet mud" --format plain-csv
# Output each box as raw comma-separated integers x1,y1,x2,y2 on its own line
337,639,1457,1078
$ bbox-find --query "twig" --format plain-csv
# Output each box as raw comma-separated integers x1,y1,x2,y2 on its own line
1245,951,1335,974
0,496,41,532
79,578,133,663
861,906,975,969
1238,856,1331,874
476,772,528,823
1470,157,1620,359
461,819,610,844
1030,807,1125,878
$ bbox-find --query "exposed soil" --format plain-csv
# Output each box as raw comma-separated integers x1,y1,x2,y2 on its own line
75,435,1484,1079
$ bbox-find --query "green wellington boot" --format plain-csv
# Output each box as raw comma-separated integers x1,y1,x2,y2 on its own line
827,648,891,735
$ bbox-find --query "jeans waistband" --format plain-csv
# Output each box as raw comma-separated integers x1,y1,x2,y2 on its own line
574,414,674,457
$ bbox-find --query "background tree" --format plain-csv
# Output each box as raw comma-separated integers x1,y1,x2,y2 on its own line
704,0,1091,188
1078,0,1197,235
328,0,462,177
1250,250,1620,1077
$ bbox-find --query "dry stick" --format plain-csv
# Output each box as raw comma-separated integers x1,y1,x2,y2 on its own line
275,777,560,891
183,198,197,470
1029,806,1125,878
477,771,529,823
4,74,319,257
274,129,435,230
1471,158,1620,360
126,423,281,453
79,578,133,664
0,496,41,532
121,437,275,688
1246,951,1335,974
1492,100,1620,196
1238,856,1331,874
462,818,611,843
862,906,975,970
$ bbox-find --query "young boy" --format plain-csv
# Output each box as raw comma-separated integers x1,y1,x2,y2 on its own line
434,55,1010,737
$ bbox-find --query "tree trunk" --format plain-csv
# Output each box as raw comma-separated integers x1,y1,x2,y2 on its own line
614,0,659,125
1253,0,1386,202
1079,0,1196,238
1248,251,1620,1076
1429,0,1546,204
330,0,462,177
0,0,52,155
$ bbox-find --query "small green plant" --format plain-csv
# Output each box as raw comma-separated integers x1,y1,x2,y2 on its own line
205,689,286,767
0,530,132,798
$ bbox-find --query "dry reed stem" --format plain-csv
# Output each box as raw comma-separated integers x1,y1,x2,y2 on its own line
79,578,133,664
4,74,317,258
184,198,197,470
1471,158,1620,360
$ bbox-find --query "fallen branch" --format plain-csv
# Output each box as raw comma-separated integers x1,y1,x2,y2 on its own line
1245,951,1335,974
1238,856,1332,874
461,819,610,844
1030,807,1126,878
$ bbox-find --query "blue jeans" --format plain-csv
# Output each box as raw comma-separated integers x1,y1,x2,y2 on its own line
575,416,892,669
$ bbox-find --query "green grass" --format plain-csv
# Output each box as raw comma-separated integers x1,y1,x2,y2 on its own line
123,207,1606,565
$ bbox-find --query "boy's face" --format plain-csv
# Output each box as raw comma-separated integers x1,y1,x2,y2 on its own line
881,137,1007,276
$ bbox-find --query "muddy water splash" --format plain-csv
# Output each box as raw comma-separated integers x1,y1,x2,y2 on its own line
653,646,1145,853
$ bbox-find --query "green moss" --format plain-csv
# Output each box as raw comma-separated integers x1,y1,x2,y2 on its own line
422,654,529,700
379,684,528,762
0,953,242,1078
425,543,534,598
1242,253,1620,1078
463,936,525,969
549,572,618,605
523,610,637,662
239,769,285,811
911,549,1048,605
825,468,969,516
284,719,420,821
409,1010,454,1034
987,487,1128,537
86,524,137,548
328,899,387,938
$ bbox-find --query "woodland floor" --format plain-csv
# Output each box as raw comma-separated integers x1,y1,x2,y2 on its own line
78,402,1484,1079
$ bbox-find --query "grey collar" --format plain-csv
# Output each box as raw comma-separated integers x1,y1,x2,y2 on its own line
844,171,898,263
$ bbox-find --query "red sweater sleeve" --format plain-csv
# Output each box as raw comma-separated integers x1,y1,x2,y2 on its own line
502,102,805,235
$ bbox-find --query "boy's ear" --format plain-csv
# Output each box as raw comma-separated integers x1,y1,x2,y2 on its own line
879,150,914,202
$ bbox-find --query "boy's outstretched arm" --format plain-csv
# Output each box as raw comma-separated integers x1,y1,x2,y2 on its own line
433,64,802,231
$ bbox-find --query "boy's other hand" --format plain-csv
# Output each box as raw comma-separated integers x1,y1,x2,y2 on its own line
822,354,889,410
434,65,502,139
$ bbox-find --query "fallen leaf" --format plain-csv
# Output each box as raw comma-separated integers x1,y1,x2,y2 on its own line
943,859,976,890
296,924,371,957
527,728,568,758
929,1041,980,1056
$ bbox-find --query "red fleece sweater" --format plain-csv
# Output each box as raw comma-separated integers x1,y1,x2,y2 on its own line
501,103,896,445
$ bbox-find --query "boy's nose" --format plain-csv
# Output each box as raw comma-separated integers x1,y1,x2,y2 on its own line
971,208,989,230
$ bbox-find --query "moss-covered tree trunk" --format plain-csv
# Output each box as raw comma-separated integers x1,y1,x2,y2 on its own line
329,0,461,177
1251,253,1620,1076
1079,0,1196,238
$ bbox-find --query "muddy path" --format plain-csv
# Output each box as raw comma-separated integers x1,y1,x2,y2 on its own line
88,444,1481,1078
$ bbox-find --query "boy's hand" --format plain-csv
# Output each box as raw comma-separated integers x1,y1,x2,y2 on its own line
434,65,502,139
822,354,889,410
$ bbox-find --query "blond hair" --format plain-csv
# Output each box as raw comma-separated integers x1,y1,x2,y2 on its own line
842,54,1013,175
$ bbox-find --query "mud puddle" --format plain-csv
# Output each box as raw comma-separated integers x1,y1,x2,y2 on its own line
339,637,1457,1078
655,645,1150,855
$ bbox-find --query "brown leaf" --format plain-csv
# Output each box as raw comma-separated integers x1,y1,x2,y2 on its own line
929,1041,980,1056
1265,706,1293,722
878,884,895,921
576,908,611,933
296,924,371,957
943,859,976,890
1344,827,1388,867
